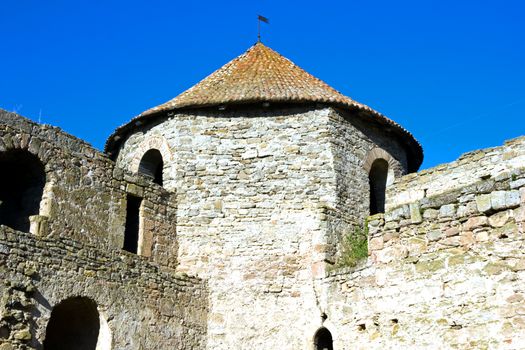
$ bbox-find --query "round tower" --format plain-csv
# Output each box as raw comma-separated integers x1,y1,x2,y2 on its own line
106,42,423,349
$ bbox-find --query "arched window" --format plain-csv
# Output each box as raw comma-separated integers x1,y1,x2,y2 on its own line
314,327,333,350
369,158,389,215
0,149,45,232
44,297,100,350
138,149,163,186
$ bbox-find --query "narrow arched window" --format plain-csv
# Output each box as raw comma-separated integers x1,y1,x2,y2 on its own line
314,327,333,350
369,158,389,215
0,149,45,232
138,149,163,186
44,297,100,350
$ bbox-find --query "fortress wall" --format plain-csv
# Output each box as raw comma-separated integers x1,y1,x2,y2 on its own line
0,226,207,350
324,108,409,262
387,136,525,210
0,110,178,268
114,106,414,349
323,138,525,349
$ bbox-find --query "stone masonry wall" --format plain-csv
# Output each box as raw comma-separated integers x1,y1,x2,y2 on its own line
116,106,336,349
115,105,411,349
0,226,207,350
1,110,207,349
322,136,525,349
0,110,178,268
324,108,408,263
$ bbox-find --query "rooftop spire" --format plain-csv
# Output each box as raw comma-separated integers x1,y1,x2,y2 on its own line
257,15,269,42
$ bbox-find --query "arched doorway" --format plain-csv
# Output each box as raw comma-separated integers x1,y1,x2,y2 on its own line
368,158,389,215
44,297,100,350
314,327,333,350
138,149,164,186
0,149,45,232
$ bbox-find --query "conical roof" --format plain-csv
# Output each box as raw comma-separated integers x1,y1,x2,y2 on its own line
106,42,423,170
140,42,369,115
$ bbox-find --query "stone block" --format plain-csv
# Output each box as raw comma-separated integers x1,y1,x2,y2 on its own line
369,237,384,251
384,205,410,222
510,177,525,189
383,230,399,242
488,210,513,228
440,236,461,247
475,231,489,242
241,149,257,159
445,227,459,237
409,203,423,223
423,208,439,219
512,259,525,271
464,216,488,231
505,190,521,208
515,207,525,222
426,230,444,242
483,262,508,275
476,194,492,213
13,328,31,340
491,191,507,210
415,258,445,273
408,237,427,255
439,204,456,218
388,189,425,208
456,202,475,218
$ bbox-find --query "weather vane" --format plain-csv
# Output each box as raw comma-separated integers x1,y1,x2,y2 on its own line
257,15,269,42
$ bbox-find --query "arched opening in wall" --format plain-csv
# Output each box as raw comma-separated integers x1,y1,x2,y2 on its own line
314,327,333,350
0,149,45,232
138,149,163,186
369,158,389,215
43,297,100,350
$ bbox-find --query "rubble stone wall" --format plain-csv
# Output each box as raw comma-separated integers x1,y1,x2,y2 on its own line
115,106,411,349
323,136,525,349
324,108,409,262
0,226,207,350
0,110,178,268
0,110,207,349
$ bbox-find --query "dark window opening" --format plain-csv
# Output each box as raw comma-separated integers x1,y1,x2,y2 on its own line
123,195,142,254
369,158,389,215
138,149,163,186
43,297,100,350
0,149,45,232
314,327,333,350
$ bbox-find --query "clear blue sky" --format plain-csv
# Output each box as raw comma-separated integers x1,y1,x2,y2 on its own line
1,0,524,169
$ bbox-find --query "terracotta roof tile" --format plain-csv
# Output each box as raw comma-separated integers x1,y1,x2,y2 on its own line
106,42,423,170
141,42,367,115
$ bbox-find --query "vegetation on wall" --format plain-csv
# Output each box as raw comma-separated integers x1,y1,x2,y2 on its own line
334,222,369,268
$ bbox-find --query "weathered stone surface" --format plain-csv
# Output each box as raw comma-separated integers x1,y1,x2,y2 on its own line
0,111,206,350
324,136,525,349
464,216,488,231
409,203,422,224
439,204,456,218
2,105,525,350
476,194,492,213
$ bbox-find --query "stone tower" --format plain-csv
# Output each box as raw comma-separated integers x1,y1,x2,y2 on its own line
105,42,423,349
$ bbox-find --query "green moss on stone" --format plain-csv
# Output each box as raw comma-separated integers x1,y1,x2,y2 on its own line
483,262,508,275
415,258,445,273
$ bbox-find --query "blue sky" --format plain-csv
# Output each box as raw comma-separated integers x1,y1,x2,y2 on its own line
1,0,523,169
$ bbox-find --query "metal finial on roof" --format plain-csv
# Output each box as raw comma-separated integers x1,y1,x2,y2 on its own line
257,15,269,42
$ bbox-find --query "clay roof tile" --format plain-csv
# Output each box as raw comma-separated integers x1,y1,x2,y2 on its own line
106,42,423,171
